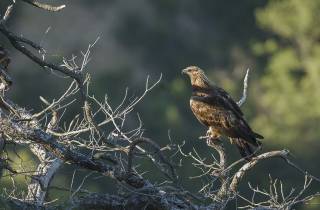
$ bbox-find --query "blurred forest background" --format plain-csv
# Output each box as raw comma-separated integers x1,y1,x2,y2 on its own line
1,0,320,209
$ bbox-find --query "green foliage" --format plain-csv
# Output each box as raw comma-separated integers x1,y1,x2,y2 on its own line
253,0,320,150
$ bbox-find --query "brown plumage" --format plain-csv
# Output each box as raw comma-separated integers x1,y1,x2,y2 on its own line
182,66,263,161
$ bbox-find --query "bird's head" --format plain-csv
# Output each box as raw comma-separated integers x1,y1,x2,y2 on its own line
182,66,204,77
182,66,211,87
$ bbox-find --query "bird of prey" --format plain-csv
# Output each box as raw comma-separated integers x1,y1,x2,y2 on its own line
182,66,263,160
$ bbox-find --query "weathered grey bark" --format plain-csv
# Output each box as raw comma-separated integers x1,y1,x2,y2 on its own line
25,144,62,206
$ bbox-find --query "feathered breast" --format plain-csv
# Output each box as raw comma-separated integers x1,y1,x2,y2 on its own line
190,98,230,129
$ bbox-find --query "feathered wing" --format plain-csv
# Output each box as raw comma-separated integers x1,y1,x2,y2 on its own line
190,87,263,159
231,138,256,161
214,86,263,136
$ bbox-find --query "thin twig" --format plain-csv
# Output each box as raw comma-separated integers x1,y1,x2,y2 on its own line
21,0,65,12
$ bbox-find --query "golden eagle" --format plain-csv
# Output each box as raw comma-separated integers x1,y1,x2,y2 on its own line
182,66,263,160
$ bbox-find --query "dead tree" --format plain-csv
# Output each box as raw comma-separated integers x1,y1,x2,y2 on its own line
0,1,319,210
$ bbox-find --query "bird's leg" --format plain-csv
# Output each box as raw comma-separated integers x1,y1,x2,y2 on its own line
199,127,220,140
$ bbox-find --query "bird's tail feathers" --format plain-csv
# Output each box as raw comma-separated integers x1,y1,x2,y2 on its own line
254,132,264,139
232,138,261,161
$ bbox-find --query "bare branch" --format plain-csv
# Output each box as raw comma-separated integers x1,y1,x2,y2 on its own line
1,3,15,23
230,150,290,192
26,109,62,206
126,137,177,182
21,0,65,12
237,68,250,107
